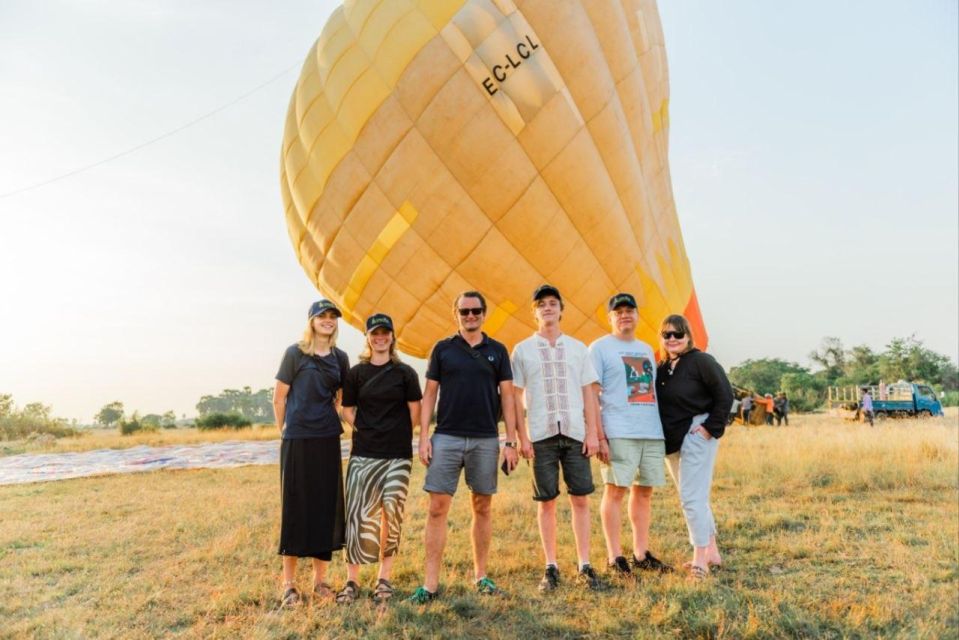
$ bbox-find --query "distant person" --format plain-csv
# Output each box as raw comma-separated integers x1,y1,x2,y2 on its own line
273,300,350,607
774,393,789,426
656,314,734,581
763,394,775,425
337,313,422,604
741,395,752,424
590,292,673,581
512,285,603,592
408,291,519,604
861,389,874,427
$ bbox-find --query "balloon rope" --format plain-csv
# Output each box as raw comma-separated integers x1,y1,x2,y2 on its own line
0,62,301,200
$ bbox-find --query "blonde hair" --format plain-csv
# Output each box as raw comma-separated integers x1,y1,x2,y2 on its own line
297,314,339,355
358,329,402,364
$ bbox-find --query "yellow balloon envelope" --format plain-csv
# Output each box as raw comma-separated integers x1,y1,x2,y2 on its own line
280,0,708,357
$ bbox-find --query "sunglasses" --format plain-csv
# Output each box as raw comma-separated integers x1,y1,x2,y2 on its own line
661,330,686,340
458,308,485,317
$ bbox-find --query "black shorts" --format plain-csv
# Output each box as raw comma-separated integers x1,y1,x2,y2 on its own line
531,435,595,502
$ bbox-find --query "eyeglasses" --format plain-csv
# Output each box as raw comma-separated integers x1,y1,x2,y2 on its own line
661,330,686,340
458,308,485,317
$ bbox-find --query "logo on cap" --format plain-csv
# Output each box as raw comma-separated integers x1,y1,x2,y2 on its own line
607,293,637,311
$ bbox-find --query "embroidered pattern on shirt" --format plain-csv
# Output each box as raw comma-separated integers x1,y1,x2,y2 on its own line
538,340,571,437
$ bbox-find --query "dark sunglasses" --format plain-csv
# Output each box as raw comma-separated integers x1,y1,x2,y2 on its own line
458,307,485,317
661,330,686,340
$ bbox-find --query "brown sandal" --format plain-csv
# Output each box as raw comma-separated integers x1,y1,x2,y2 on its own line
335,581,359,605
372,578,394,603
313,581,334,600
687,565,709,581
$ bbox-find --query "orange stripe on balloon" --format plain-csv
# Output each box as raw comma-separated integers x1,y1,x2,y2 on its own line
683,287,708,352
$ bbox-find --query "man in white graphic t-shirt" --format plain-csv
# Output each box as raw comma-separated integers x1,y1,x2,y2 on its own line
589,292,673,578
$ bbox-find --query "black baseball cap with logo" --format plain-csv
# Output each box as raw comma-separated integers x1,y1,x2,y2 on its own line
532,284,562,302
365,313,394,333
607,292,638,311
308,299,342,318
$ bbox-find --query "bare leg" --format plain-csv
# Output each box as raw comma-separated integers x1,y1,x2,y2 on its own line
569,495,591,566
537,498,558,565
311,558,330,586
282,555,297,586
628,486,653,558
471,493,493,580
600,484,627,562
423,492,452,592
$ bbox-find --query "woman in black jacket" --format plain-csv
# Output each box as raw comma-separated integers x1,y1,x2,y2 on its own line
273,300,350,606
656,314,733,580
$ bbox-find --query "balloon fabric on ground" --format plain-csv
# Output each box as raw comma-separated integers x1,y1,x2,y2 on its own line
280,0,707,357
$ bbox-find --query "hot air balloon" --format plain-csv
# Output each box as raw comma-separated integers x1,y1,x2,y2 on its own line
280,0,707,358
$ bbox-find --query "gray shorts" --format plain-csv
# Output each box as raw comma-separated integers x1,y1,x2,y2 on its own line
532,434,595,501
423,433,499,496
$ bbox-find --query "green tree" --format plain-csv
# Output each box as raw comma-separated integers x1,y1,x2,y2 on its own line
842,345,880,384
780,371,827,412
728,358,808,395
161,411,177,428
95,401,125,427
196,387,273,423
878,335,952,384
0,394,15,418
809,337,846,384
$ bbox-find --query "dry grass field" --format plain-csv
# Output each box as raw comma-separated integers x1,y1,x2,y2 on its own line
2,412,957,639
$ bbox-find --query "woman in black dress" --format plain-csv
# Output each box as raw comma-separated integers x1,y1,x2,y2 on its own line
655,314,733,580
273,299,350,606
335,313,422,604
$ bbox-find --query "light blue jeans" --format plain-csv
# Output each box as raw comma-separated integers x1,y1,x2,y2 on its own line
665,414,719,548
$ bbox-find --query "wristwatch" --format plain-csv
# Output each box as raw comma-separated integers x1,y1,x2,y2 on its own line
504,441,516,448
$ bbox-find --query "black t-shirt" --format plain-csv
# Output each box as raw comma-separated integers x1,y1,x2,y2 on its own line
275,344,349,439
426,333,512,438
656,349,734,455
342,361,423,459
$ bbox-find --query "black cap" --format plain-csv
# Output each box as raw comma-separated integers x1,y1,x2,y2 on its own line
532,284,562,302
607,292,637,311
308,299,342,318
365,313,394,333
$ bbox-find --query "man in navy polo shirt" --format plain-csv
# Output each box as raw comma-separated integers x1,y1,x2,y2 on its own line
408,291,519,604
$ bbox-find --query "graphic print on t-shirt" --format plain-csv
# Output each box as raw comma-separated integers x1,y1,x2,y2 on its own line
621,355,655,404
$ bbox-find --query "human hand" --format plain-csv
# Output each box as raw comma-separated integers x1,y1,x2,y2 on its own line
519,438,534,460
582,434,599,457
597,439,610,464
418,437,432,466
502,445,519,472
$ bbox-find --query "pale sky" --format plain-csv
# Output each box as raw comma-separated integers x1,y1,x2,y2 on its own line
1,1,956,422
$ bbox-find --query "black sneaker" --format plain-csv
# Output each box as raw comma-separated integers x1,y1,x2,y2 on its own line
538,565,560,592
608,555,632,578
632,551,674,574
576,564,604,590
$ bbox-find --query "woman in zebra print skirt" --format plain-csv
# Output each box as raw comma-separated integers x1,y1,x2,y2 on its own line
337,313,423,604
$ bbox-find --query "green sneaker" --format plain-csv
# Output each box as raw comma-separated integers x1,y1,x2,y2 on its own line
407,586,437,604
475,576,499,595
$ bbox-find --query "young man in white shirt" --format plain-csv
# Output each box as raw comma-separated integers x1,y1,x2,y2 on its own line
512,285,603,592
589,293,673,578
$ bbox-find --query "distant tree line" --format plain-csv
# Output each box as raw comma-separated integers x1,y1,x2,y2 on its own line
728,335,959,412
0,394,78,440
196,386,273,423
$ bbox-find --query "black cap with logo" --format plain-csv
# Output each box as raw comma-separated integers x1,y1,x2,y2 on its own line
365,313,394,333
607,292,638,311
532,284,562,302
308,299,342,318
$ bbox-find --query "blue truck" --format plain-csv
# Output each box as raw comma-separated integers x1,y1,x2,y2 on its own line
828,381,944,420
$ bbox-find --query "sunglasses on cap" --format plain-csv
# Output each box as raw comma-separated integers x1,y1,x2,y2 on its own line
457,307,485,317
661,330,686,340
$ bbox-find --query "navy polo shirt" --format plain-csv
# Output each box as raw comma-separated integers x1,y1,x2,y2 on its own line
275,344,349,439
426,333,512,438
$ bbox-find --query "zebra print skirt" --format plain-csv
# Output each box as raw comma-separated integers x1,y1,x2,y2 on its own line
344,456,412,565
